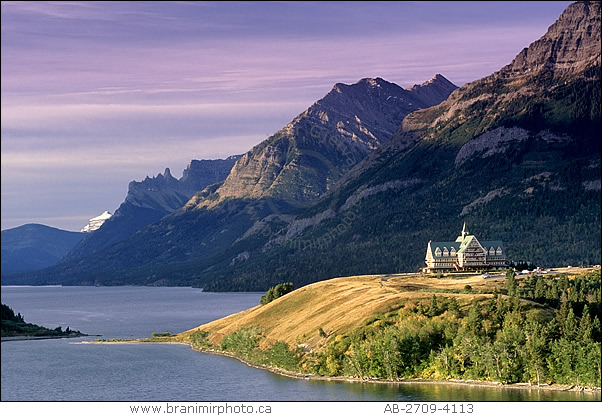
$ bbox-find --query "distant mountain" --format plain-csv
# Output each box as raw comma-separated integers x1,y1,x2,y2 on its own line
80,211,112,233
406,74,460,107
127,156,242,212
1,224,86,276
15,75,457,286
196,0,600,290
63,156,241,260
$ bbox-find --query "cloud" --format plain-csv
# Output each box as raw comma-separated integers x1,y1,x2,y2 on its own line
0,100,310,130
1,1,105,20
1,133,260,170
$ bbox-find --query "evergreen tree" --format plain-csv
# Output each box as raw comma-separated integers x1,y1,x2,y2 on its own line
467,299,483,334
525,321,548,386
534,278,546,302
506,269,518,298
592,316,601,343
563,307,579,342
579,305,593,342
427,295,439,317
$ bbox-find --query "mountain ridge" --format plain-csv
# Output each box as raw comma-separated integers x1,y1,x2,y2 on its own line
6,74,457,286
195,75,457,207
62,156,241,261
190,0,601,290
4,3,599,290
1,224,87,275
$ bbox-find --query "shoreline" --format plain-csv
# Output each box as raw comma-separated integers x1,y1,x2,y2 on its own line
180,340,601,395
1,333,95,342
78,337,601,395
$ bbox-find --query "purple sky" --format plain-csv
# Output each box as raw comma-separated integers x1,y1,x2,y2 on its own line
1,1,572,231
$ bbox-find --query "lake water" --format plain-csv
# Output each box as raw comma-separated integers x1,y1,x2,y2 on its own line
1,286,599,402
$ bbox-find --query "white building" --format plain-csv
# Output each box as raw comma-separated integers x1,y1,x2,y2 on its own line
424,224,507,272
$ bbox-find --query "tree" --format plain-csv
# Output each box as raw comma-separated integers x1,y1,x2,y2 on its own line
579,305,593,342
524,321,548,386
563,307,579,341
1,304,24,323
534,278,546,302
592,316,601,343
260,282,295,305
467,299,483,334
556,292,570,326
427,294,439,317
506,268,518,298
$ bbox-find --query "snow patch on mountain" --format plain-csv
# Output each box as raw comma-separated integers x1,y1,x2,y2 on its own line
80,211,112,233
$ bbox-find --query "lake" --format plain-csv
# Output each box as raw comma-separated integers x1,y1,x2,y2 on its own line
1,286,598,401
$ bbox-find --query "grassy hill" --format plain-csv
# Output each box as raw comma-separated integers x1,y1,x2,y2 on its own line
183,273,510,350
175,268,601,387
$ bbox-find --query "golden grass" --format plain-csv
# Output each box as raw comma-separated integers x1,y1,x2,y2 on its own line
179,272,518,350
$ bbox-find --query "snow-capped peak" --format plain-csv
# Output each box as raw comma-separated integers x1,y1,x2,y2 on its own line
80,211,112,233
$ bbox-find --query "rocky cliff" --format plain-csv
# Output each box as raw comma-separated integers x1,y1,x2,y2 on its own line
400,1,600,141
63,156,240,260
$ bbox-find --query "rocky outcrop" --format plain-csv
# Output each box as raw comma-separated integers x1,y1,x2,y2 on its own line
127,156,241,213
407,74,460,107
460,188,510,216
503,1,601,76
340,179,422,211
454,127,570,167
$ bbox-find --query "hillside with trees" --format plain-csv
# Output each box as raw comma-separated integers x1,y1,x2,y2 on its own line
177,269,601,388
1,303,86,340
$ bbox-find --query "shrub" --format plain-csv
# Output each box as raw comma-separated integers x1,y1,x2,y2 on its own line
260,282,295,305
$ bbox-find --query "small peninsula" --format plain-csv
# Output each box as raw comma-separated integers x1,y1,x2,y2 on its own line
169,267,600,391
1,303,87,341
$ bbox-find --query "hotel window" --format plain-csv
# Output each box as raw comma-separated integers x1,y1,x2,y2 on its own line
497,247,503,256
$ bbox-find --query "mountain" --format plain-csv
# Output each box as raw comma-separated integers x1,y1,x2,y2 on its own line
193,75,457,206
80,211,112,233
1,224,87,276
127,156,242,212
12,75,457,286
14,3,600,292
63,156,241,260
195,1,600,290
406,74,460,107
